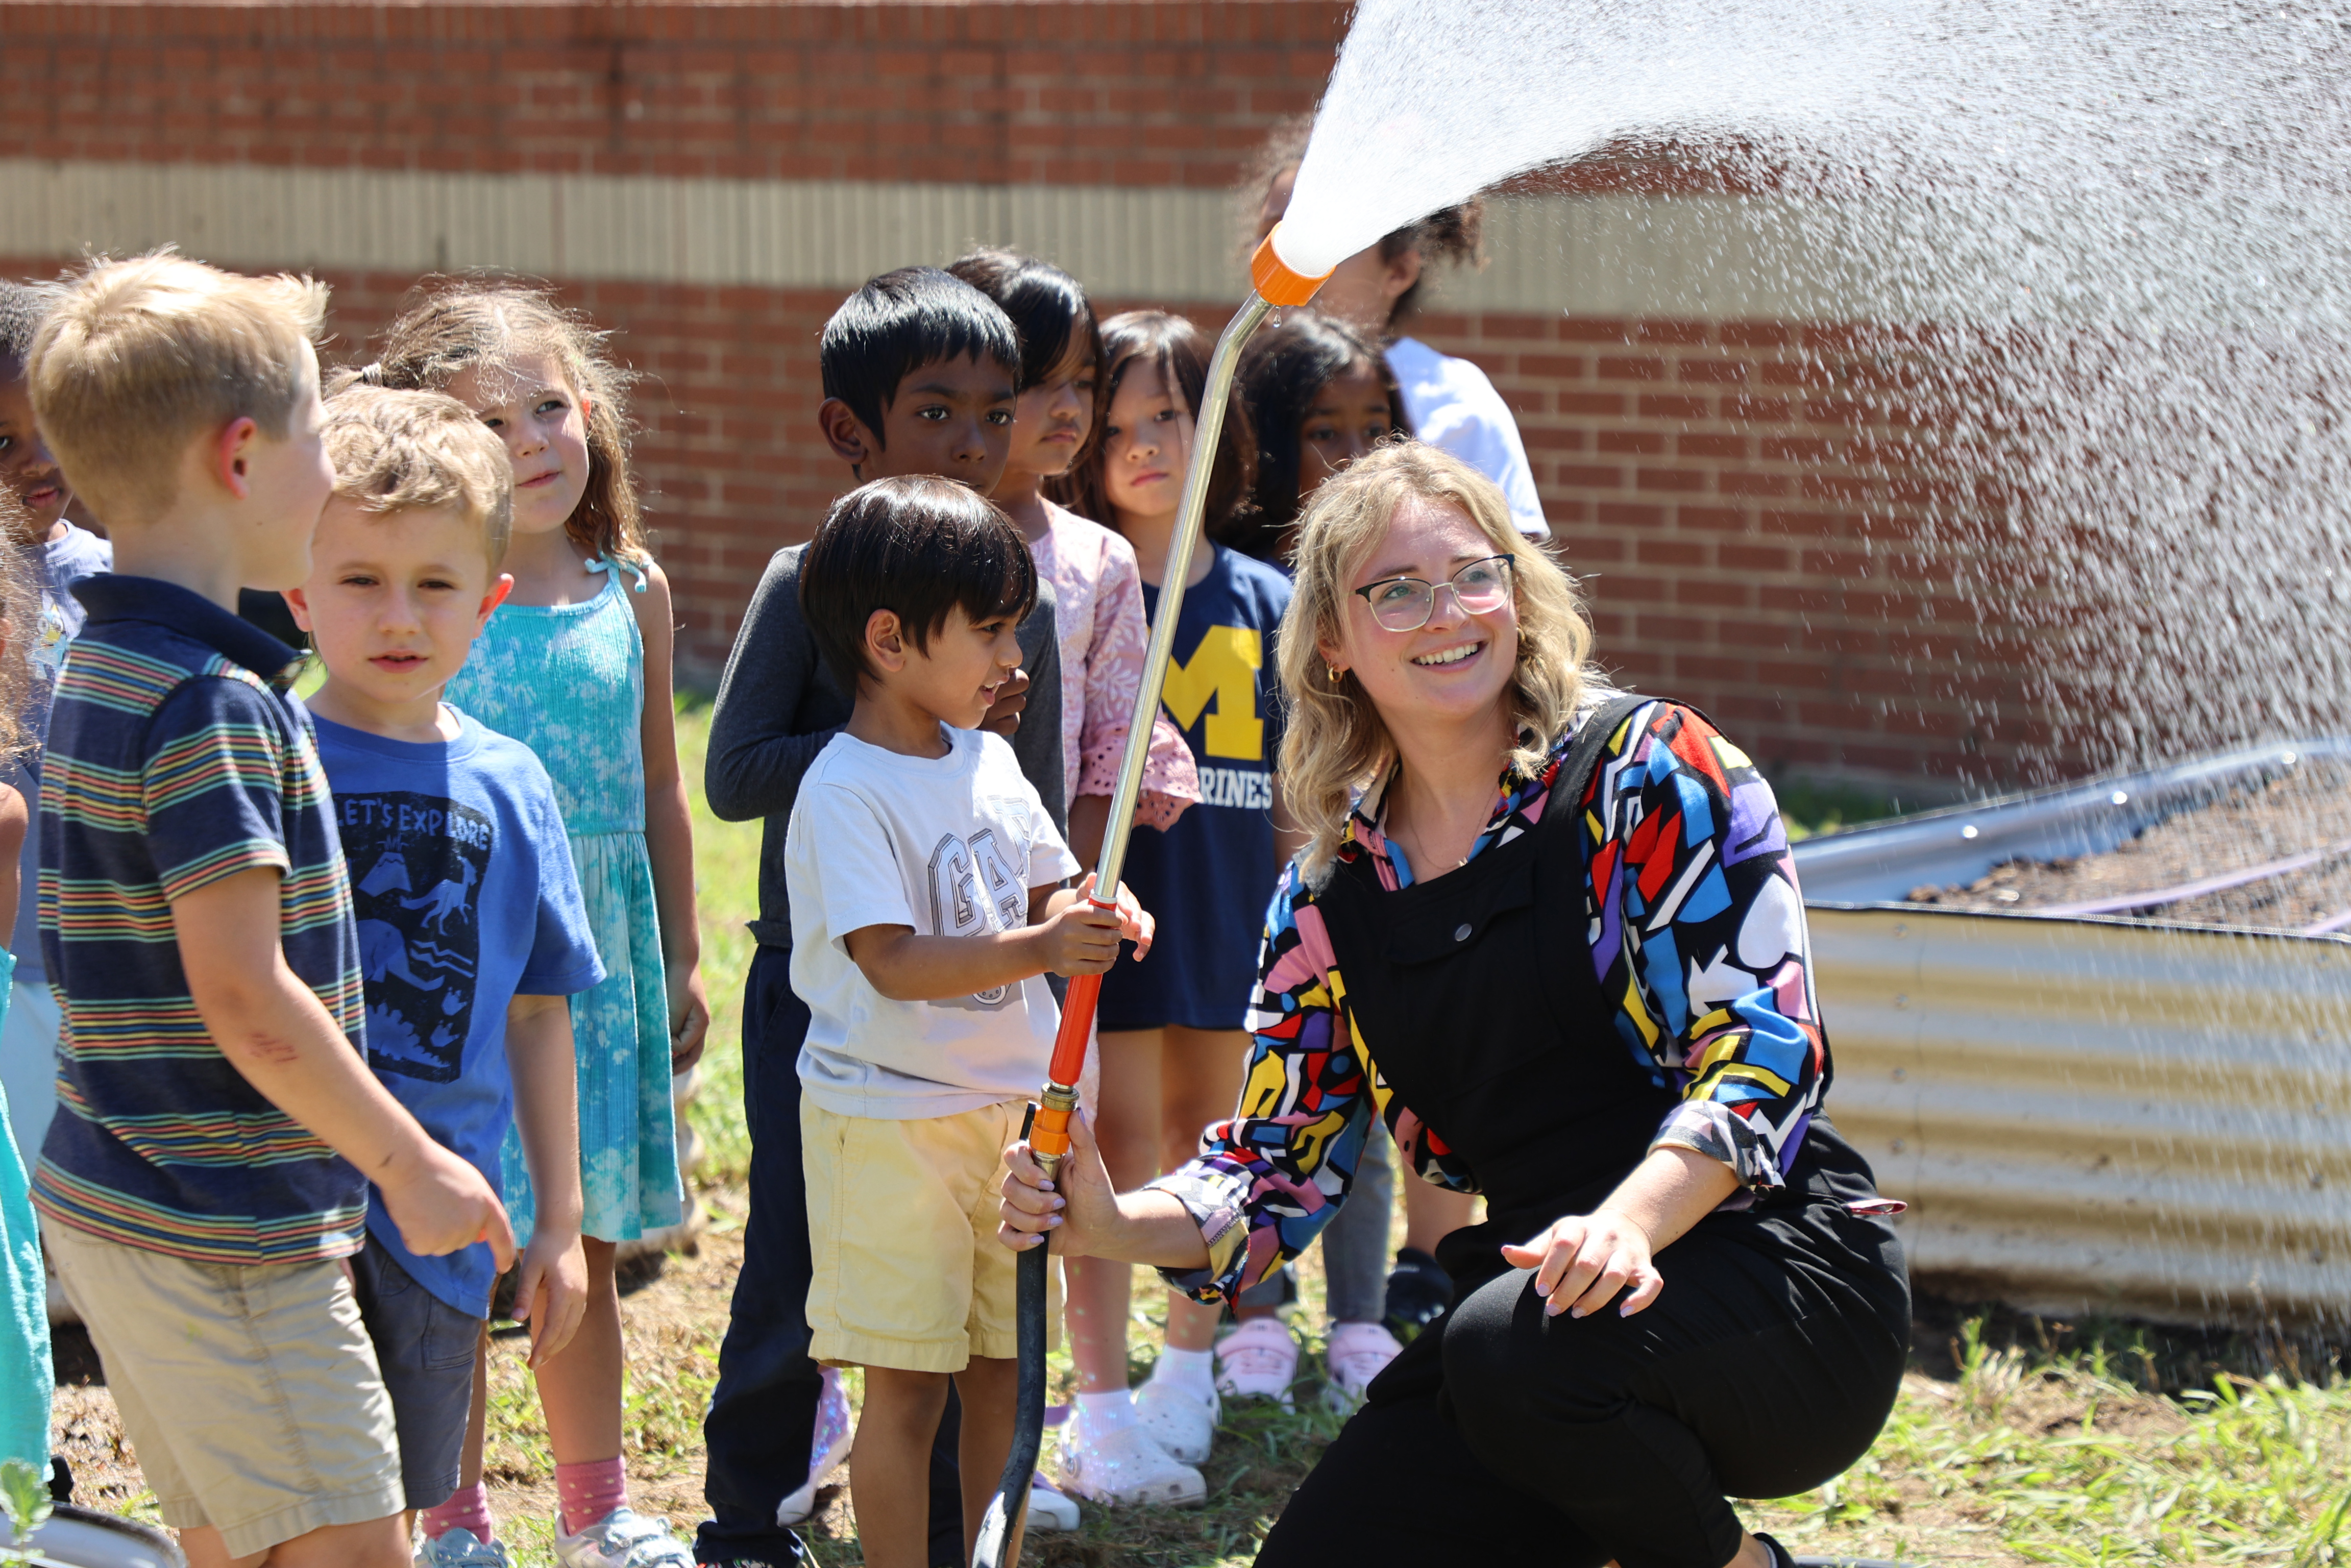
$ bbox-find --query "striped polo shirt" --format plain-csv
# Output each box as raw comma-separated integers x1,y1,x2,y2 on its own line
32,575,369,1265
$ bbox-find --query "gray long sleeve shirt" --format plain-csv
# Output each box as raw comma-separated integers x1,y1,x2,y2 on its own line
705,544,1063,950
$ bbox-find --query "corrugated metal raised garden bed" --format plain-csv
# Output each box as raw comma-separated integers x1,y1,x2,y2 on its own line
1791,742,2351,1329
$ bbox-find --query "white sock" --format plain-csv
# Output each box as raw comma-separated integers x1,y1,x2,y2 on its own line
1074,1388,1139,1437
1150,1345,1216,1400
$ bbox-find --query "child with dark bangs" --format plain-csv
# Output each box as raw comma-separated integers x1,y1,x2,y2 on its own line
786,476,1148,1568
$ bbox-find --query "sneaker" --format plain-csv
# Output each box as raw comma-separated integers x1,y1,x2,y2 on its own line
1025,1474,1081,1532
1384,1246,1454,1336
1214,1317,1299,1408
552,1507,695,1568
1134,1375,1218,1465
415,1528,511,1567
776,1366,854,1527
1057,1421,1205,1507
1322,1321,1404,1410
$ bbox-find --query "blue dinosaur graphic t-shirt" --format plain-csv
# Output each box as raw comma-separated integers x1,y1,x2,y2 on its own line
1098,543,1292,1032
313,707,604,1316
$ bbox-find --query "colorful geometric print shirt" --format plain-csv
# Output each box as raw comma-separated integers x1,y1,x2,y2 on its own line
32,576,369,1266
1148,699,1829,1301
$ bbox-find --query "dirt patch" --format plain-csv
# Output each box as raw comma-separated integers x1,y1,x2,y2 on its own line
1905,756,2351,930
44,1193,746,1548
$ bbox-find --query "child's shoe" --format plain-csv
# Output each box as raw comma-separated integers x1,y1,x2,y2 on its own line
1321,1320,1404,1411
1057,1420,1205,1507
1134,1374,1218,1465
1383,1245,1454,1335
415,1528,511,1567
551,1507,696,1568
1025,1473,1081,1531
775,1365,854,1527
1214,1317,1300,1409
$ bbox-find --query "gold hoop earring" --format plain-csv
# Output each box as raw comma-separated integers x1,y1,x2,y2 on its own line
1328,665,1342,684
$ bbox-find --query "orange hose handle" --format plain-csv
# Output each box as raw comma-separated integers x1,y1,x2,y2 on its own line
1031,965,1100,1161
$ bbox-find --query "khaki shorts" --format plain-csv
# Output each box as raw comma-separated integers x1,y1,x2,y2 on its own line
44,1221,403,1557
802,1095,1060,1373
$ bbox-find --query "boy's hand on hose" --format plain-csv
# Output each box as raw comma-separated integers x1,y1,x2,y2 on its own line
1034,873,1138,976
999,1107,1122,1257
1099,874,1154,959
512,1227,590,1367
1499,1209,1663,1320
381,1144,517,1272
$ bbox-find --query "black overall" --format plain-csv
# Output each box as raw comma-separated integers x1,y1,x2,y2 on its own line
1255,699,1912,1568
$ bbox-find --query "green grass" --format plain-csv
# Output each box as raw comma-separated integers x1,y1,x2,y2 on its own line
488,700,2351,1566
1775,774,1905,842
674,688,758,1189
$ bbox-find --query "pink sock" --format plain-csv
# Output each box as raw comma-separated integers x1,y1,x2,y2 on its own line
555,1458,628,1537
420,1482,494,1543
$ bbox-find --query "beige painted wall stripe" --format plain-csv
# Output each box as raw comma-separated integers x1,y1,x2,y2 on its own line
0,158,1881,318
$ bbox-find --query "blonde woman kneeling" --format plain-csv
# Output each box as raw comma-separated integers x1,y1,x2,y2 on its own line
999,442,1909,1568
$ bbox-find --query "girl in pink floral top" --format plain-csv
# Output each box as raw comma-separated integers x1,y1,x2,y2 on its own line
950,253,1196,861
949,253,1203,1511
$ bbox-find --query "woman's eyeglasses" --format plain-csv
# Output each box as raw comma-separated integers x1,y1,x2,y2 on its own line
1351,555,1514,632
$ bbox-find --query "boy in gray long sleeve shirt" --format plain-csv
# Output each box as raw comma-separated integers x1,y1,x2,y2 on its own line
696,266,1066,1568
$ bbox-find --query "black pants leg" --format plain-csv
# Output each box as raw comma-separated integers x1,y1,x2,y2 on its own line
697,948,820,1565
695,947,968,1565
1258,1219,1907,1568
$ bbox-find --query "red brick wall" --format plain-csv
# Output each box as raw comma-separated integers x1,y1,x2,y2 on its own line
3,1,2064,790
2,1,1344,187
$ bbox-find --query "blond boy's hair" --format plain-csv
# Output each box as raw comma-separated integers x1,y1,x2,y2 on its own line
27,252,328,528
323,381,514,567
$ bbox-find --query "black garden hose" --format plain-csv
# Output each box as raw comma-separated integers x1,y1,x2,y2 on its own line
971,1112,1049,1568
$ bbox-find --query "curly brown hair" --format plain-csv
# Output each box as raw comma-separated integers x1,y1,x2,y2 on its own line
1236,115,1487,330
361,279,648,566
0,494,47,766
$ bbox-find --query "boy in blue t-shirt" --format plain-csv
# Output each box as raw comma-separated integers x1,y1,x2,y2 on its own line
289,383,604,1565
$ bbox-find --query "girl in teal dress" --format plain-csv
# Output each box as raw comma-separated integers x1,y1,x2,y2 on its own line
0,526,48,1481
369,286,708,1567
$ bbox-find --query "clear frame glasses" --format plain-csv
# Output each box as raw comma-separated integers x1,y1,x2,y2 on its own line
1351,554,1514,632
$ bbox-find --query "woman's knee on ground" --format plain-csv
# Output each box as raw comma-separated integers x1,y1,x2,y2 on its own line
1440,1266,1652,1434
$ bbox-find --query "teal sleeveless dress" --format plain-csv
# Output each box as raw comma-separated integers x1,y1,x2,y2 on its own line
442,559,684,1241
0,953,50,1473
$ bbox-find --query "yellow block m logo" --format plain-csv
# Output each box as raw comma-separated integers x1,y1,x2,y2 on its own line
1161,626,1263,761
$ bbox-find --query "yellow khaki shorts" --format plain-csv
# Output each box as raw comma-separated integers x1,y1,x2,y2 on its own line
802,1095,1061,1373
43,1221,403,1559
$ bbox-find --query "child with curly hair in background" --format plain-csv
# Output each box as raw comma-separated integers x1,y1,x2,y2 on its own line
362,283,708,1568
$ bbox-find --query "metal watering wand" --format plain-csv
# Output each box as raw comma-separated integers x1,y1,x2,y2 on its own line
970,229,1332,1568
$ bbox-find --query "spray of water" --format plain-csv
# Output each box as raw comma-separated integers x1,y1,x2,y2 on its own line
1279,0,2351,783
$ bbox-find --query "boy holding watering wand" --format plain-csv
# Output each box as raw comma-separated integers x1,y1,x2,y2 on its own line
785,475,1147,1568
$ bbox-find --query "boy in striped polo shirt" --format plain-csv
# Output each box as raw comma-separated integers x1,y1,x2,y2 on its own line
25,254,511,1568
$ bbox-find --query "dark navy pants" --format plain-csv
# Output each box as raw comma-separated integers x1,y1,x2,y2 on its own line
695,946,968,1567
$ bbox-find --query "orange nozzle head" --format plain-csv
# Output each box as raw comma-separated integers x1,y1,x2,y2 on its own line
1251,227,1334,307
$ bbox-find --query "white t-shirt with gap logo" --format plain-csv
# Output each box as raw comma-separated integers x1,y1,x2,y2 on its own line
787,726,1082,1119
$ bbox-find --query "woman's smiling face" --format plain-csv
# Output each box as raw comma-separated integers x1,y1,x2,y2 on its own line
1323,495,1519,730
